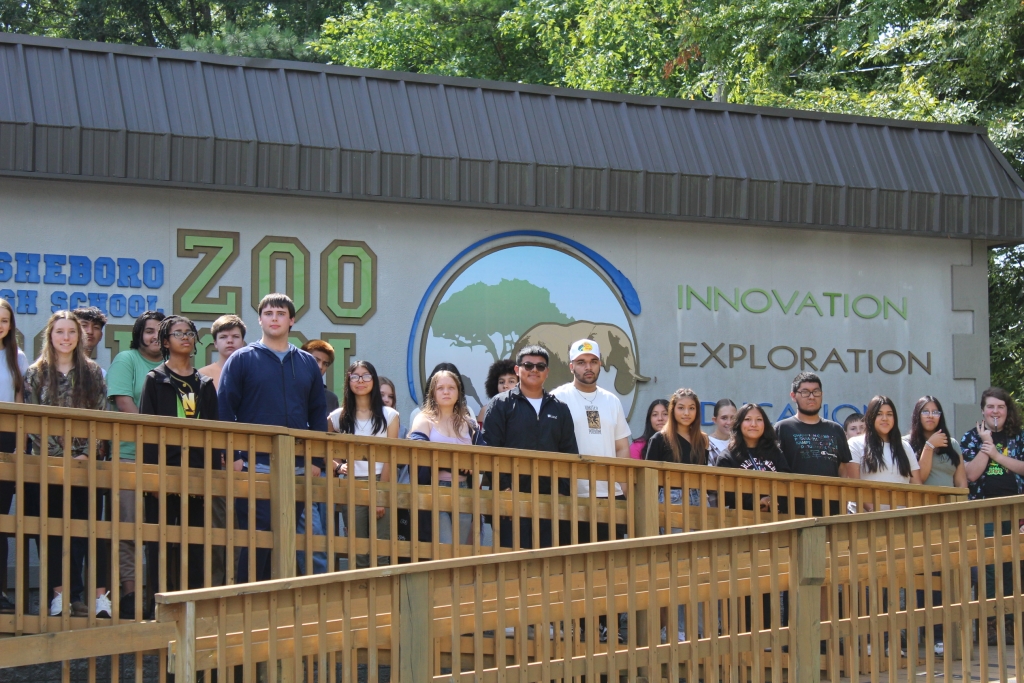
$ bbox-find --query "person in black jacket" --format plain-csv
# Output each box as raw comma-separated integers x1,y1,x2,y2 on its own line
480,345,578,548
139,315,221,594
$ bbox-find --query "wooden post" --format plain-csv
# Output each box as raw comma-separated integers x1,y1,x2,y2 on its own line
634,466,659,538
271,434,297,580
400,572,431,683
794,526,826,683
174,601,197,683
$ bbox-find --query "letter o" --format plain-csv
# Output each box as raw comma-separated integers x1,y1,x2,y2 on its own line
143,260,164,289
320,240,377,325
93,257,116,287
127,294,146,318
852,294,881,319
768,346,798,371
251,237,310,320
108,294,127,318
741,288,772,314
876,350,906,375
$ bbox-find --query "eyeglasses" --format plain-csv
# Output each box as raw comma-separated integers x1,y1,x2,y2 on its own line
169,331,197,340
349,374,373,384
519,362,548,371
921,410,942,417
794,389,822,398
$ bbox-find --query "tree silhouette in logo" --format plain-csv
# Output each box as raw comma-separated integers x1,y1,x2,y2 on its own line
432,279,572,362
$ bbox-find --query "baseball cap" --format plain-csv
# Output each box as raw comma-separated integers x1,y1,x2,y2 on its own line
569,339,601,361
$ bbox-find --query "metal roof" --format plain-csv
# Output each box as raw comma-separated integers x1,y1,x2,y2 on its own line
1,32,1022,239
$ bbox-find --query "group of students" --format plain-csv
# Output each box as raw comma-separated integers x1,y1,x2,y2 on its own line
1,292,1023,632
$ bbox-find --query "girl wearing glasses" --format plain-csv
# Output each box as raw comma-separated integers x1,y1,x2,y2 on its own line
328,360,397,567
909,396,966,488
139,315,222,592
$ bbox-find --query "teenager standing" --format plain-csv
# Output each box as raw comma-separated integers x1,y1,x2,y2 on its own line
0,299,27,614
139,316,221,591
329,360,398,567
707,399,737,465
24,311,109,618
961,387,1024,645
630,399,668,459
848,396,921,504
409,370,477,546
552,339,631,542
198,314,246,389
219,294,327,581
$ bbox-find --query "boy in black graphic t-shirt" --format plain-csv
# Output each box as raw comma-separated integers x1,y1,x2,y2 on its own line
774,373,858,515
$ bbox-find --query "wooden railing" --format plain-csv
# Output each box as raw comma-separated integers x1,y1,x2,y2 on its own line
160,496,1024,683
0,403,965,677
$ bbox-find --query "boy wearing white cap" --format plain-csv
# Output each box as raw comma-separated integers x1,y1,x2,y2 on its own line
551,338,631,542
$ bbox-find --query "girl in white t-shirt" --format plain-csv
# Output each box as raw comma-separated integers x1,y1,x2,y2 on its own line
848,395,921,511
328,360,399,568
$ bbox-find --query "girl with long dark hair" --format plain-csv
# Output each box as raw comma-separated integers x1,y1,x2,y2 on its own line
328,360,398,568
644,388,708,465
630,399,668,459
717,403,790,512
24,311,109,617
909,396,966,488
848,396,921,508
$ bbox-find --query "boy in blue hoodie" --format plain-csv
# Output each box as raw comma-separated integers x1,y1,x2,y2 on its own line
219,293,328,581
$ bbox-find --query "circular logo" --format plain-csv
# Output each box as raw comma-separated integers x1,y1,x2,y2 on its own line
413,236,647,418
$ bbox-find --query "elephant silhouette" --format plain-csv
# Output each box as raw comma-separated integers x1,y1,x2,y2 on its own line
512,321,649,395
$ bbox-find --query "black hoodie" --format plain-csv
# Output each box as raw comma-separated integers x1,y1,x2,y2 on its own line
139,362,222,469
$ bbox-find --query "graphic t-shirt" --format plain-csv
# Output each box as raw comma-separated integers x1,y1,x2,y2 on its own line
107,349,162,461
551,383,631,497
168,369,202,418
717,447,791,473
707,436,730,465
774,416,852,478
981,431,1019,498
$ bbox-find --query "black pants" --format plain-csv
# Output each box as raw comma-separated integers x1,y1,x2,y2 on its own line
144,492,209,593
23,482,91,603
577,495,628,543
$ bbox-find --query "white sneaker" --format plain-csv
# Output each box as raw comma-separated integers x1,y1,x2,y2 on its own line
95,592,112,619
934,641,944,656
49,591,62,616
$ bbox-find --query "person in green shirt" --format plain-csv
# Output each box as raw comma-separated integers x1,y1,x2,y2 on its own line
105,311,164,620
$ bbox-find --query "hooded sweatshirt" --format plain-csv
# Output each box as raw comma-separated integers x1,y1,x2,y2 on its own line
218,341,328,470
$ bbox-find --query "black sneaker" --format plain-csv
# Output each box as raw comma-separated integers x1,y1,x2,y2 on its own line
120,592,136,620
0,592,14,614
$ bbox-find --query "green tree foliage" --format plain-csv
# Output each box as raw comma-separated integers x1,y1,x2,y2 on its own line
180,22,310,59
431,279,572,362
990,247,1024,398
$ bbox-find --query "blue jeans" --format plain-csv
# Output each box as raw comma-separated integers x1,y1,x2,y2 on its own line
296,472,328,575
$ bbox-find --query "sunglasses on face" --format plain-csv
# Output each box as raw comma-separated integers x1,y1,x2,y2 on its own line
519,362,548,371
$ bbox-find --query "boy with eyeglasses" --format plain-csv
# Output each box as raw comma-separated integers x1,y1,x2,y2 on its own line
139,315,222,594
775,372,858,516
480,345,577,549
